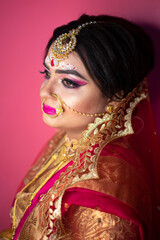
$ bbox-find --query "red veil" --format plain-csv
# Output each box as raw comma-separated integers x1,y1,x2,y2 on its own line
131,95,160,239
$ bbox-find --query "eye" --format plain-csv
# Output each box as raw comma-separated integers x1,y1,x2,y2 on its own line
40,69,50,79
61,78,82,89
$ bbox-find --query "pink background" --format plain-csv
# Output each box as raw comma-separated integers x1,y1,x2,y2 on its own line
0,0,160,231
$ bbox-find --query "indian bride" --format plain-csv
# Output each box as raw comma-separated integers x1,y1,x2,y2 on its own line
0,14,160,240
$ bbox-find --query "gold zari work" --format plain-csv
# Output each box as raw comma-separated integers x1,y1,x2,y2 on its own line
11,133,77,238
62,206,139,239
11,80,148,239
0,227,13,240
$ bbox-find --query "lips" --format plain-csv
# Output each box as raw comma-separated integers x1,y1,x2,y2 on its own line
43,103,57,115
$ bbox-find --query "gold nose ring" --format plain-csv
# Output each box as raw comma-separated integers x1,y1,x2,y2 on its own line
41,94,64,118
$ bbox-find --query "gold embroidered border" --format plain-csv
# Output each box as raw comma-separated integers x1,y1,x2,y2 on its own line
40,80,148,239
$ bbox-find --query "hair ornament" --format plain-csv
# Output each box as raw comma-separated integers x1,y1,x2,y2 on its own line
50,21,97,66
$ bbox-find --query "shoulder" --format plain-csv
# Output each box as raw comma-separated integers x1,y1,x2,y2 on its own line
66,137,152,229
24,130,65,184
61,205,140,240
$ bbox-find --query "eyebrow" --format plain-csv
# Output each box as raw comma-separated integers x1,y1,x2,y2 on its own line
43,61,88,81
55,69,88,81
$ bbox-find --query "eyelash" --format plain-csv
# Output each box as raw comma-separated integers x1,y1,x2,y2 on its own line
40,69,82,89
40,69,50,79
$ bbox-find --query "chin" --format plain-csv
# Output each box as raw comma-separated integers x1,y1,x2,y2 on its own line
42,114,63,128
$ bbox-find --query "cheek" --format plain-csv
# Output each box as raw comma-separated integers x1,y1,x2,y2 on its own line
66,92,105,113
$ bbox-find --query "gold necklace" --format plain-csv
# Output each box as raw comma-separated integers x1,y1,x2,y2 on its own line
63,136,78,152
12,135,78,237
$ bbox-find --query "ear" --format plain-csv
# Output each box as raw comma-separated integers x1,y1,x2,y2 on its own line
104,101,119,113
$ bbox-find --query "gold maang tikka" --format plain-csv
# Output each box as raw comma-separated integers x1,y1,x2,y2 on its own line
50,21,97,66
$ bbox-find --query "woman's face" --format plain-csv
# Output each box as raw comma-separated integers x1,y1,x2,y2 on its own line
40,48,107,136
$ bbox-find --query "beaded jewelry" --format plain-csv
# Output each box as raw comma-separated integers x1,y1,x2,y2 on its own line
63,101,106,117
41,93,113,118
50,21,97,66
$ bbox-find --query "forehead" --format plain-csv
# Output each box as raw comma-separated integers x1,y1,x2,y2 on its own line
46,46,88,74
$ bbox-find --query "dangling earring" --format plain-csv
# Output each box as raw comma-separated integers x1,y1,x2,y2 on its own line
106,105,114,114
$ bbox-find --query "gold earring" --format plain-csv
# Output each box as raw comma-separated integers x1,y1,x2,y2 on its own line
106,105,114,114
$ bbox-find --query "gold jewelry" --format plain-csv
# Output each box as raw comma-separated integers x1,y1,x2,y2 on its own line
64,136,78,152
41,94,64,118
62,101,106,117
106,105,114,114
41,93,106,118
50,21,97,65
51,136,78,165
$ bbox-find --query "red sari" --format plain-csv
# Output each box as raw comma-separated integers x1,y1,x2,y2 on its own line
0,80,160,240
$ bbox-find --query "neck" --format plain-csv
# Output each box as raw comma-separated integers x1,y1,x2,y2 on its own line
65,129,84,140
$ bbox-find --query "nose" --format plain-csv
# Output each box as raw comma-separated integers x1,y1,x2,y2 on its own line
40,79,53,101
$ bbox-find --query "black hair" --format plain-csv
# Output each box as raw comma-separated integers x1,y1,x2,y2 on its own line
45,14,154,101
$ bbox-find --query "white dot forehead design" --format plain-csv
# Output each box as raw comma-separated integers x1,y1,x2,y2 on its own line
45,55,77,71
